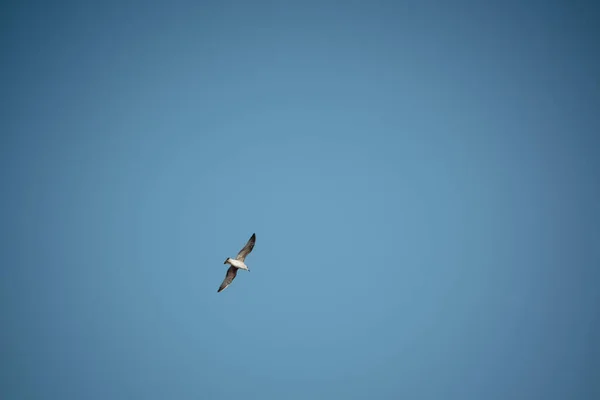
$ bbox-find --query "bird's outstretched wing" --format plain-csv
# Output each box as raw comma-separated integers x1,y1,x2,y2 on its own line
218,266,238,293
235,233,256,261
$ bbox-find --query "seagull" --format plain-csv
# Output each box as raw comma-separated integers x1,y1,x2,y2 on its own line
218,233,256,293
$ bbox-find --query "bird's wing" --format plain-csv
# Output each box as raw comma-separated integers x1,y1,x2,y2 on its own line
217,266,238,292
235,233,256,261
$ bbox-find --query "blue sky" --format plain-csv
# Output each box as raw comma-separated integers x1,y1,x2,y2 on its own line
1,1,599,399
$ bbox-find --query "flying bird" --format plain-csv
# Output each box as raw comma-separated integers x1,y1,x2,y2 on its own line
218,233,256,293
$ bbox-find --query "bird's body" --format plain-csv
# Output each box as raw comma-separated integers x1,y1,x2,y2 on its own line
224,257,249,271
217,233,256,293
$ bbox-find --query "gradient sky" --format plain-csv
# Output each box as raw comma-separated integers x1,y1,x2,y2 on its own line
2,1,599,399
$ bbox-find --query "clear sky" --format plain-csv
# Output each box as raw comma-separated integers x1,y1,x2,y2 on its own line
1,1,599,399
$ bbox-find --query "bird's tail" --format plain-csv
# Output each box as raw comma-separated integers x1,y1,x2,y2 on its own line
224,258,230,264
